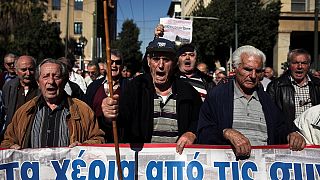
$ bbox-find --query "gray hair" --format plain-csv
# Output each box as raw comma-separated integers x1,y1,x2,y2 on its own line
35,58,68,81
287,48,311,64
232,45,266,68
4,53,18,63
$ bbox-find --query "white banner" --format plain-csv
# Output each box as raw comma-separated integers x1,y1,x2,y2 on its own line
160,18,193,44
0,144,320,179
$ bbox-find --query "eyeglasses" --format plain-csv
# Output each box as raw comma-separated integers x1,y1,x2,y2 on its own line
18,67,35,72
88,71,97,75
111,60,122,65
5,62,14,66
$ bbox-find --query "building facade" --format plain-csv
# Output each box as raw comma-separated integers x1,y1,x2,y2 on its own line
46,0,117,69
175,0,320,76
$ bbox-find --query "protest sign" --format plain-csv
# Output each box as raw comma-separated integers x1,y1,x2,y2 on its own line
160,18,193,45
0,144,319,179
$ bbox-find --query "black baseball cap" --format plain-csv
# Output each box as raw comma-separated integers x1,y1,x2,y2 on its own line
146,38,176,55
177,43,196,57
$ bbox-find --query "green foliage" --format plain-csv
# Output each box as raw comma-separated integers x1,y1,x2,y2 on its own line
192,0,281,68
112,19,143,73
0,0,64,64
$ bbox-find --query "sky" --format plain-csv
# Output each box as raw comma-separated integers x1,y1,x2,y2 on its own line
116,0,172,54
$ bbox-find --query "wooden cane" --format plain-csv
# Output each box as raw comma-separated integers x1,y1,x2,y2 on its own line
103,1,123,179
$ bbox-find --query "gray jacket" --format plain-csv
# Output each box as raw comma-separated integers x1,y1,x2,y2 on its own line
1,78,39,135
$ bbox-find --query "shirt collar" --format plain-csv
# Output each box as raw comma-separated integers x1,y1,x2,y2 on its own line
38,94,68,110
233,81,259,101
290,74,311,86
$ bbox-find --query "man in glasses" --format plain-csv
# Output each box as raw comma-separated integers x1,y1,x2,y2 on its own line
1,55,39,139
197,45,305,159
267,49,320,133
176,44,215,101
0,53,18,89
85,61,103,86
101,38,202,154
85,49,126,143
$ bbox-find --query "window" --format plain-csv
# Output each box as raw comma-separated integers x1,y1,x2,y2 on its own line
74,0,83,10
291,0,306,12
74,22,82,34
52,0,61,10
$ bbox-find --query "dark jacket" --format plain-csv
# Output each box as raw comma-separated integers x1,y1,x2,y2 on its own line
266,71,320,131
1,78,40,133
68,80,84,101
197,79,289,145
118,73,202,143
176,68,215,92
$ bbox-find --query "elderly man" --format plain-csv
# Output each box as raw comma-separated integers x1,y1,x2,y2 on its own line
0,53,18,89
85,49,126,142
264,67,275,80
85,61,103,86
1,56,39,136
197,45,305,158
176,44,215,101
102,38,202,154
267,49,320,132
1,58,104,149
98,62,107,76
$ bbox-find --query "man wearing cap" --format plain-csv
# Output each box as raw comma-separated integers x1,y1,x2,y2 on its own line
176,44,215,101
101,38,202,154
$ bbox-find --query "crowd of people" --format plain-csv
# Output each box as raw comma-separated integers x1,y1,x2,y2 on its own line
0,24,319,160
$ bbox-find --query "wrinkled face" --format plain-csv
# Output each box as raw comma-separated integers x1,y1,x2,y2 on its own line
87,65,99,80
4,57,16,74
16,56,35,86
235,54,263,91
289,54,310,83
148,52,175,87
38,63,65,102
178,51,197,74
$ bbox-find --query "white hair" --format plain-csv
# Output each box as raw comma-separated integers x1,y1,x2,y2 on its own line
232,45,266,68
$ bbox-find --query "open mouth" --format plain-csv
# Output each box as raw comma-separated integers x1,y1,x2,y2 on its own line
47,87,57,92
184,61,191,66
156,71,165,77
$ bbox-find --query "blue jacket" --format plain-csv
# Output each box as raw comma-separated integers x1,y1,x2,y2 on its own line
197,79,289,145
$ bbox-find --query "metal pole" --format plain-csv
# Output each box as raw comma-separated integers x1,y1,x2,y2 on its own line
92,0,97,61
235,0,238,49
315,0,319,70
65,0,70,57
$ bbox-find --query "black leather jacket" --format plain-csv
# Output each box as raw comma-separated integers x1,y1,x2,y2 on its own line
267,71,320,131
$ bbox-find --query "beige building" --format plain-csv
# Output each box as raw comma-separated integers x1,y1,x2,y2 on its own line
47,0,95,67
274,0,320,75
176,0,320,76
46,0,117,70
